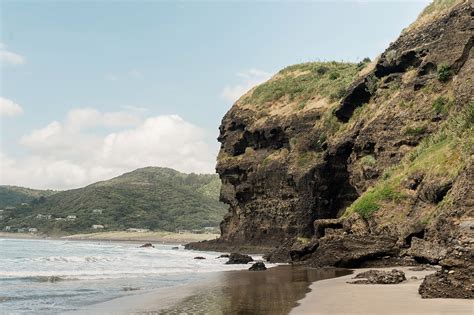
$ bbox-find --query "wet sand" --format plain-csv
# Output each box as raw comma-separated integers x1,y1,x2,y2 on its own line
69,265,351,315
291,267,473,315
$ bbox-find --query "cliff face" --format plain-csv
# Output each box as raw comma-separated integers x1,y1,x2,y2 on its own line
216,62,361,248
188,0,473,298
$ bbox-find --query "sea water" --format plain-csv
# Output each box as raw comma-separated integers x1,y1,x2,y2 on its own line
0,238,254,314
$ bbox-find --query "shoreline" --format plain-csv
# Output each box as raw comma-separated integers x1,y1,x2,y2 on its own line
68,265,473,315
67,265,351,315
291,267,473,315
0,231,219,245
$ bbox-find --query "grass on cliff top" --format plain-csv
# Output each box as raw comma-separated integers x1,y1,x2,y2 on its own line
420,0,460,17
407,0,463,32
242,61,363,107
344,101,473,219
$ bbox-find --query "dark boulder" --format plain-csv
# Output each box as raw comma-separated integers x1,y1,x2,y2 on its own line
349,269,406,284
217,254,230,259
249,262,267,271
225,253,253,264
139,243,154,248
194,256,206,260
171,246,179,250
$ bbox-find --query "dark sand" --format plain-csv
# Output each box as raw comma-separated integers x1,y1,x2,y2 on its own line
70,265,351,314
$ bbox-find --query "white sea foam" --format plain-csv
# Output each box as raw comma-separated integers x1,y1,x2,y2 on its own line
0,239,268,281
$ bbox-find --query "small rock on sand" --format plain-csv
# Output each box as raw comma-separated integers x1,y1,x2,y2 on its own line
249,262,267,271
349,269,406,284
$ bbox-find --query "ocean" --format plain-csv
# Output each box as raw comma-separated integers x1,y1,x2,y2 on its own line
0,238,256,314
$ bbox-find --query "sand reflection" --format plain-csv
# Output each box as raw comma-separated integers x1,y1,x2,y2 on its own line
158,265,350,315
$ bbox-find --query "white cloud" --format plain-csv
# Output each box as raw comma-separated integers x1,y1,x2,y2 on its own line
0,43,25,65
221,68,272,103
0,97,23,117
65,107,141,131
2,109,216,189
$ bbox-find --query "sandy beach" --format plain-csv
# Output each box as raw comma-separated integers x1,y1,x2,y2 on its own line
0,231,219,244
65,265,474,315
67,265,351,314
291,267,473,315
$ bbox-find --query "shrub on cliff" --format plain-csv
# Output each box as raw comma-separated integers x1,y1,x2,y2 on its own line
437,64,452,82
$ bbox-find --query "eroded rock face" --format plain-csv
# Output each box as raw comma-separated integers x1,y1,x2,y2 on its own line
407,238,447,264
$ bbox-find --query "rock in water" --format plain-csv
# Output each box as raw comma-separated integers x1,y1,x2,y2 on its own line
139,243,154,248
349,269,406,284
217,254,230,259
194,256,206,260
249,262,267,271
225,253,253,264
171,246,179,250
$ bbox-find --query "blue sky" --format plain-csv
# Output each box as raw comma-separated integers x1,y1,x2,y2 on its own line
1,0,430,189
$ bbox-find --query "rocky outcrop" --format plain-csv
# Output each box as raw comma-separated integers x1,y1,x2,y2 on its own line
225,253,254,264
292,235,399,268
188,0,473,299
419,269,473,299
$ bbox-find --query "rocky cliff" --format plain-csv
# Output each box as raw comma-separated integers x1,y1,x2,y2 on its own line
188,0,473,298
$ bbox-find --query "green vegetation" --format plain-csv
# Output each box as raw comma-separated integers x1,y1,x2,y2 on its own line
345,101,473,219
437,64,452,82
385,50,397,64
403,125,427,136
347,183,406,219
360,155,377,167
0,186,56,208
407,101,473,166
420,0,459,17
365,74,380,94
356,57,371,71
297,152,313,167
242,62,360,107
0,167,227,234
432,96,453,114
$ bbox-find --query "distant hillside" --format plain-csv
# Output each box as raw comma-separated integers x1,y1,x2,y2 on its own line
0,186,56,208
0,167,227,234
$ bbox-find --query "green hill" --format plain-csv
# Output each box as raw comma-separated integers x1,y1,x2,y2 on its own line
0,167,226,234
0,186,56,208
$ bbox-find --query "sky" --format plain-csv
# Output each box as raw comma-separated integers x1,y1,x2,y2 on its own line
0,0,430,190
